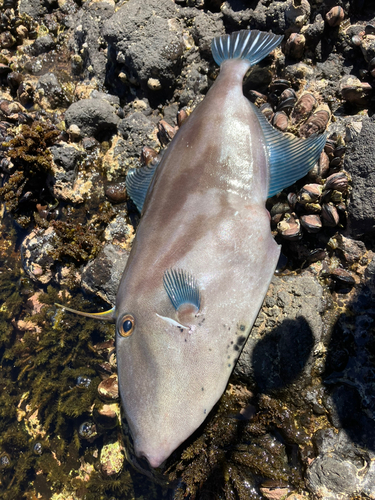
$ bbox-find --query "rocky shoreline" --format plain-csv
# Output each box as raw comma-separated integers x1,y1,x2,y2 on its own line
0,0,375,498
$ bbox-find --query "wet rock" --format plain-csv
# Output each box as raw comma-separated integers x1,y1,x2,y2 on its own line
81,243,130,305
236,272,324,393
64,98,120,138
344,117,375,237
21,227,56,284
284,0,310,29
306,453,360,498
93,402,119,429
97,374,119,401
100,437,125,476
102,0,184,93
31,34,55,55
105,182,127,203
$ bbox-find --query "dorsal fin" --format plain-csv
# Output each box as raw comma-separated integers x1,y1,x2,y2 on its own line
251,103,327,197
125,163,158,212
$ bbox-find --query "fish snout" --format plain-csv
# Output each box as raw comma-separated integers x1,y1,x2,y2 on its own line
134,443,170,469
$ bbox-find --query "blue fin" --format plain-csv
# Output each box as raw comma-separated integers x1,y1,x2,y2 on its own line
125,163,158,212
252,103,327,197
163,269,201,312
211,29,283,67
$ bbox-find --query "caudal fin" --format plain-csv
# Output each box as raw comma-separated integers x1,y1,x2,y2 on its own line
211,30,283,67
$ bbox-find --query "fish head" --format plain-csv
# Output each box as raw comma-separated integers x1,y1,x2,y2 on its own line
114,266,232,469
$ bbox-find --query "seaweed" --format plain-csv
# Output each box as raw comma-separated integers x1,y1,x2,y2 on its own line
165,385,327,500
0,120,60,228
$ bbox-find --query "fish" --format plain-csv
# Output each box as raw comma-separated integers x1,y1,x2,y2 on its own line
57,29,326,469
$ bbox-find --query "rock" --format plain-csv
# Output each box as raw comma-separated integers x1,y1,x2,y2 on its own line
191,10,224,58
19,0,47,17
306,453,360,498
344,117,375,237
21,227,56,284
118,112,159,158
69,1,115,82
235,271,324,394
102,0,184,93
31,34,55,55
36,73,69,109
51,143,84,174
93,402,119,429
81,243,130,305
64,98,120,138
100,437,125,476
97,375,119,401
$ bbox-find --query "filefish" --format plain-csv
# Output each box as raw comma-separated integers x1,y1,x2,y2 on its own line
57,30,326,469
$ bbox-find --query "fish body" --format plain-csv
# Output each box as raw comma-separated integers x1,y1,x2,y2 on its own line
117,59,281,468
57,30,326,469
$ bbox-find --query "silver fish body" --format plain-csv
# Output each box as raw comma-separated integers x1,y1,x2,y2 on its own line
116,57,281,468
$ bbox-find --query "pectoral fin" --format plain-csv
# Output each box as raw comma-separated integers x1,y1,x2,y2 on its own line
252,103,327,197
126,163,158,212
55,303,116,322
163,269,201,312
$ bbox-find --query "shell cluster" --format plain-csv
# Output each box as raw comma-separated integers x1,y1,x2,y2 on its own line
247,79,350,243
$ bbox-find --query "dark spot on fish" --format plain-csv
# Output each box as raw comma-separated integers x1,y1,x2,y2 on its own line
201,387,204,391
239,324,245,331
227,355,230,359
209,348,212,351
179,328,184,333
236,335,246,346
228,363,231,368
230,341,234,344
233,345,240,351
204,409,206,414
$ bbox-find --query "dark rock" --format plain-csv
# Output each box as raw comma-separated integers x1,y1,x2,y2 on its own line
118,112,159,157
50,143,84,172
236,272,323,394
306,453,360,497
102,0,184,93
31,34,55,55
69,2,115,82
21,227,56,285
36,73,69,108
81,243,130,305
64,98,120,139
344,117,375,237
19,0,47,18
191,10,224,58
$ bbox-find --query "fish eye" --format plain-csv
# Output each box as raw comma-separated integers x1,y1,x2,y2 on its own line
118,314,135,337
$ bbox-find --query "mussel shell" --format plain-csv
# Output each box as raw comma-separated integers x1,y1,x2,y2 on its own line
269,79,291,95
272,111,288,131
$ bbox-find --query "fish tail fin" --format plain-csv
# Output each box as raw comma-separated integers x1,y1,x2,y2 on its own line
211,30,283,67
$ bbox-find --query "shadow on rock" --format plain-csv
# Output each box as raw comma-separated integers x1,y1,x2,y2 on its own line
322,260,375,451
252,316,314,393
